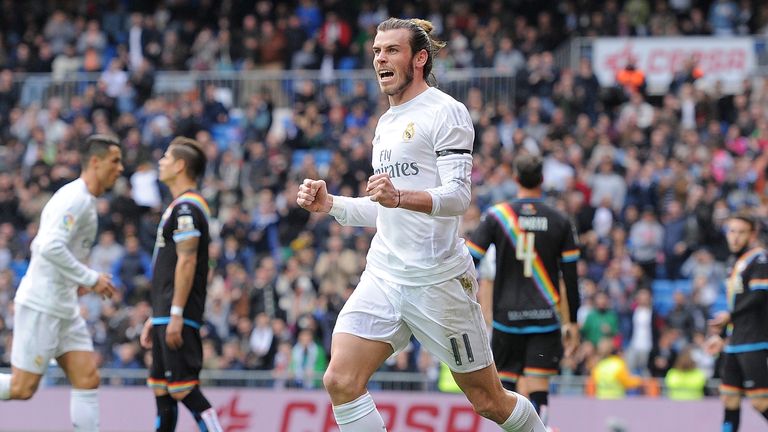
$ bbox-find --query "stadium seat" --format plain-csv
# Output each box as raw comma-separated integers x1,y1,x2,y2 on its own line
651,280,676,316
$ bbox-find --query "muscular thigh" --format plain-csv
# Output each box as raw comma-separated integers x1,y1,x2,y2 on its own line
12,305,65,374
333,271,412,355
55,314,94,357
403,272,493,373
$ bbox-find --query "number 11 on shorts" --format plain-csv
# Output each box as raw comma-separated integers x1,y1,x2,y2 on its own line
516,232,536,278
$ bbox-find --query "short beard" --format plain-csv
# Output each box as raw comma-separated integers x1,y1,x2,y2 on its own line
383,63,414,97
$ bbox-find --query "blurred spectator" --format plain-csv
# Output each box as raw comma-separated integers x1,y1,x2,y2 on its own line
272,340,294,388
591,337,643,399
77,19,107,56
109,342,142,385
615,59,647,97
664,345,707,400
670,56,704,94
709,0,739,35
44,10,77,56
625,288,659,375
130,161,161,211
314,235,358,293
111,235,151,302
202,83,229,127
494,36,525,76
582,291,620,347
589,158,626,213
681,248,725,306
629,207,664,280
662,201,691,280
665,291,696,340
219,338,247,371
51,43,81,80
248,312,277,370
648,327,681,378
90,230,124,274
277,257,316,326
318,11,352,54
290,328,326,389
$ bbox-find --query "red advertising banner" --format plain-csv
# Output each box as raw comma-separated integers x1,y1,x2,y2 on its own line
592,37,756,94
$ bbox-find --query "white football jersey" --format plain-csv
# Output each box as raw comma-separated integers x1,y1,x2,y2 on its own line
366,87,474,285
15,178,100,319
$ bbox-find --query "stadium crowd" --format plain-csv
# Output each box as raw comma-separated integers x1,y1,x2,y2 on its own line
1,0,768,396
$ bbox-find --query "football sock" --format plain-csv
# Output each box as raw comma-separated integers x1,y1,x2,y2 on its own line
529,391,549,425
181,387,222,432
71,388,99,432
332,392,387,431
200,408,223,432
155,394,178,432
180,386,212,412
723,408,740,432
0,374,10,400
500,392,546,432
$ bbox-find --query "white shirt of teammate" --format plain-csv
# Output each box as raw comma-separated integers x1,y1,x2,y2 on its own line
14,178,100,319
330,86,474,285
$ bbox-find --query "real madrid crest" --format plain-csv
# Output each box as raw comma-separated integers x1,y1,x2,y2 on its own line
459,274,474,293
403,122,415,141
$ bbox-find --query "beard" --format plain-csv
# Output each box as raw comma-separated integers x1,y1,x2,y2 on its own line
382,63,414,97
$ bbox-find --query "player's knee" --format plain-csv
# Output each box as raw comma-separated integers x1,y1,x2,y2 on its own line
465,391,497,420
322,369,362,398
10,381,38,400
73,369,100,390
722,394,741,409
749,397,768,412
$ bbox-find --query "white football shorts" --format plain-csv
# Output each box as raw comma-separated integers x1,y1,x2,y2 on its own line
11,304,94,374
334,268,493,373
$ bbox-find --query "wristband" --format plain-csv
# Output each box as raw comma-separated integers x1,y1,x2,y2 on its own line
170,305,184,317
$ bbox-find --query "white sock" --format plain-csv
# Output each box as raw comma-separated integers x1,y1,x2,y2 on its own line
71,389,99,432
500,392,546,432
332,392,387,431
0,374,10,400
201,407,223,432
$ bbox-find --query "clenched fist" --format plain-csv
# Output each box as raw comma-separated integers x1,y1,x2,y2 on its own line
297,178,332,213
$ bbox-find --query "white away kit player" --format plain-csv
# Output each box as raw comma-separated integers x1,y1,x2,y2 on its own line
297,17,546,432
0,134,121,432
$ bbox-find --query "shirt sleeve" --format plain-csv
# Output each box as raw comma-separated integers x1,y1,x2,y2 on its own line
617,361,643,389
172,203,203,243
426,102,474,217
478,244,497,281
560,219,581,324
37,197,99,287
748,260,768,292
328,196,379,227
467,212,497,264
432,102,474,154
732,257,768,316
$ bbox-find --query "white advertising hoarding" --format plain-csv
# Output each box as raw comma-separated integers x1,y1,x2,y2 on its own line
592,37,756,94
0,387,766,431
